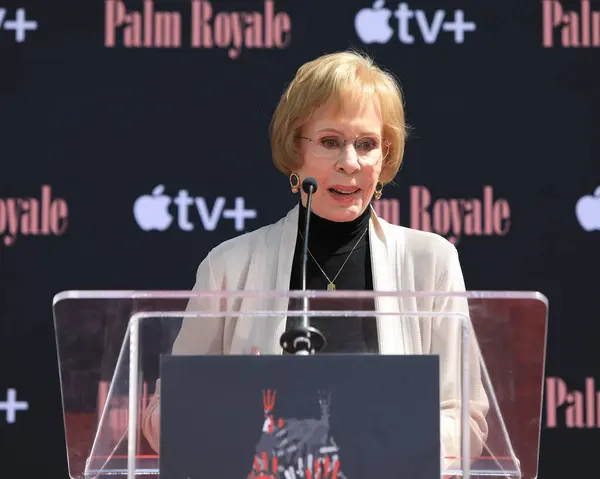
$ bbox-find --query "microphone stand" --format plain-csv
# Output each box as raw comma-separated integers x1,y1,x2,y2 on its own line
300,181,313,318
280,178,326,356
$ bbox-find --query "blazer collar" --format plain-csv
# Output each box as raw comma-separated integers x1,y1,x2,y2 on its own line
367,204,397,291
368,206,410,353
275,203,400,292
275,204,300,292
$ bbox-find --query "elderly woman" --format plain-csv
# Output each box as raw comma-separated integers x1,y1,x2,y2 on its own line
142,50,489,470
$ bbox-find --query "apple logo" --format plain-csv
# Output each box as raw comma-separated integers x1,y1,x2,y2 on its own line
576,186,600,232
133,184,173,231
354,0,394,44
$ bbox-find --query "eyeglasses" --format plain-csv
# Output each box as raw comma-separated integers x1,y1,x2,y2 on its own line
299,135,390,162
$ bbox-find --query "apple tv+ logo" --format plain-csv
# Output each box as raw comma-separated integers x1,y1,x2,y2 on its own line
354,0,476,45
576,186,600,232
133,185,257,232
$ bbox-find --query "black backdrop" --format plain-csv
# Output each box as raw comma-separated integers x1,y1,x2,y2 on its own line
0,0,599,477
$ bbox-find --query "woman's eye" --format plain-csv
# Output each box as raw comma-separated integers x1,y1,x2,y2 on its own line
320,138,341,149
357,138,377,150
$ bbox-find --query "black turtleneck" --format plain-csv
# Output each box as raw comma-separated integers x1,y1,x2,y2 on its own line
287,201,379,353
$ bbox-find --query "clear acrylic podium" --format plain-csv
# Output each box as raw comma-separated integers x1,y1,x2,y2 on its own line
52,290,548,479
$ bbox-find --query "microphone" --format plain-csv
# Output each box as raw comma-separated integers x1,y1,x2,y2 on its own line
279,177,326,355
300,177,318,296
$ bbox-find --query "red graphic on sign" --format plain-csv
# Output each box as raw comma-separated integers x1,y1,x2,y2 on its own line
249,389,345,479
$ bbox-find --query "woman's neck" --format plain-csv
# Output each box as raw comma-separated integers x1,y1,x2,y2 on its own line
297,201,371,255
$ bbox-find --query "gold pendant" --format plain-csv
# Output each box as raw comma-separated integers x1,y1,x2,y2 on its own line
327,283,336,291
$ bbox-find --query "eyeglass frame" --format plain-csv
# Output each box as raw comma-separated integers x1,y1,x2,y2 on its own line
298,135,391,161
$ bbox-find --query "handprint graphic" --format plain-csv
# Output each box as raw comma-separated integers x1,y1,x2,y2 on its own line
248,451,279,479
281,453,341,479
249,390,347,479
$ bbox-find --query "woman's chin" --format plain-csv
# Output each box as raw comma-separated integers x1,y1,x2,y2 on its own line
318,203,367,222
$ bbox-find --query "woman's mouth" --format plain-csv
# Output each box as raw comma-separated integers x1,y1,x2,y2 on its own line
327,187,361,203
328,187,361,196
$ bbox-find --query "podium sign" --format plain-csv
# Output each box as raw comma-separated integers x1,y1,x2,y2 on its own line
160,355,440,479
52,290,548,479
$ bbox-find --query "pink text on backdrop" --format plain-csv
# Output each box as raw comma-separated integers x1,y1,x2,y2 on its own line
410,185,511,245
104,0,292,58
105,0,182,47
0,185,68,247
543,0,600,48
373,186,511,245
546,377,600,428
191,0,291,58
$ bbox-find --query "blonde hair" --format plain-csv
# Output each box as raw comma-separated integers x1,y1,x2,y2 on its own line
270,50,408,184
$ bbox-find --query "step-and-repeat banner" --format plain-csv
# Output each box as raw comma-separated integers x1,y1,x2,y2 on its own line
0,0,598,477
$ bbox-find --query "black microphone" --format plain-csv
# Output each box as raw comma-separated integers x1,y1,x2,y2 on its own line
300,177,318,296
279,177,326,355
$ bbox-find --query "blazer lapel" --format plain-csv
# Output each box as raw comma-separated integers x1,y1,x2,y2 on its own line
229,205,299,355
369,207,411,354
275,204,299,292
257,204,299,354
269,204,300,352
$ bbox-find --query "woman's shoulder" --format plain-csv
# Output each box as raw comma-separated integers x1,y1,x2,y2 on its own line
378,218,456,253
192,216,286,288
210,217,284,258
376,215,458,257
375,217,464,290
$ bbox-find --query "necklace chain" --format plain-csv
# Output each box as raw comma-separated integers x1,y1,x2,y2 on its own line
298,227,369,290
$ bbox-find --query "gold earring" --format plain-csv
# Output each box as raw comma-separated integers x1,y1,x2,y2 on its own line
374,181,383,200
289,173,300,193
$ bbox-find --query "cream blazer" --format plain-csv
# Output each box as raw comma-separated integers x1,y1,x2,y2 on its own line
142,204,490,468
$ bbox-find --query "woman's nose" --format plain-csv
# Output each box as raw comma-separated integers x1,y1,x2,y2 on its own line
336,144,361,172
